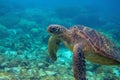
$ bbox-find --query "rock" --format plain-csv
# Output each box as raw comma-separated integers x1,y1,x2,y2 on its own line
38,63,44,67
0,55,5,64
113,67,120,78
0,71,15,80
30,28,40,36
42,76,57,80
87,71,94,77
39,69,46,77
48,65,56,69
45,71,57,76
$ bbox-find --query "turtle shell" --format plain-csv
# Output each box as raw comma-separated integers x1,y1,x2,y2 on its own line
71,25,120,62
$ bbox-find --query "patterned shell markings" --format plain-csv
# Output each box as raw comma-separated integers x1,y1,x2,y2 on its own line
73,25,120,62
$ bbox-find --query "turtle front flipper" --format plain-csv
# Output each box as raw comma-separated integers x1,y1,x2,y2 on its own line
48,36,61,61
73,44,86,80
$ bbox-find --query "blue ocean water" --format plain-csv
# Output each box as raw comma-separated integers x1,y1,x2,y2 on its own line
0,0,120,80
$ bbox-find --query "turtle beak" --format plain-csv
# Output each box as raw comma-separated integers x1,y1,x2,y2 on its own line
47,27,51,33
47,27,55,36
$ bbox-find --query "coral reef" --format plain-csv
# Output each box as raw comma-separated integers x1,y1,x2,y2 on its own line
17,19,39,32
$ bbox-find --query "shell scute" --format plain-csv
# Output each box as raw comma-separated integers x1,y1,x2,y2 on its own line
71,25,120,61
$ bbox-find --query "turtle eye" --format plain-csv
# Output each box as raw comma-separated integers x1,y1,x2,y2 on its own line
52,27,56,31
50,27,56,33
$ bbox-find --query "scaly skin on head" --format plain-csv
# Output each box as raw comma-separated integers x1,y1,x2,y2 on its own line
47,24,67,35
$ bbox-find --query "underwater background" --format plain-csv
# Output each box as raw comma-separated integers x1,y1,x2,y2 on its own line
0,0,120,80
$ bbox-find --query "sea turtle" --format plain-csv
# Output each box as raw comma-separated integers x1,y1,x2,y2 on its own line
47,24,120,80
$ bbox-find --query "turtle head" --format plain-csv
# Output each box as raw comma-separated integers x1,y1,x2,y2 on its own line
47,24,67,35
